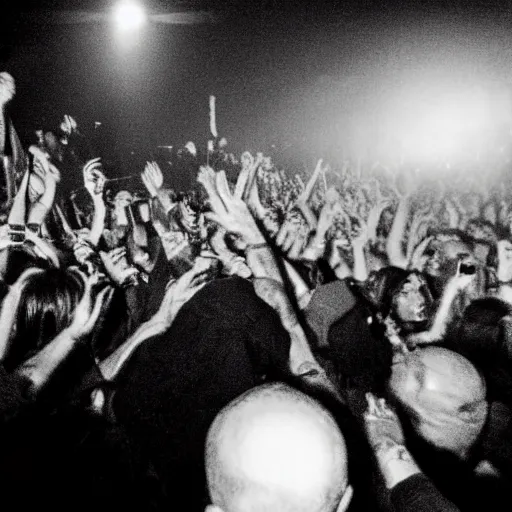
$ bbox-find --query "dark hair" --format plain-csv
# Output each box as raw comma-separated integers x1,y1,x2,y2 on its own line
466,218,497,241
4,268,84,370
366,266,433,324
429,228,475,252
452,297,512,356
2,247,50,286
448,297,512,402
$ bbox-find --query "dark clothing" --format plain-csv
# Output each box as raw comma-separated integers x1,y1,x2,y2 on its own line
403,408,512,512
114,276,291,511
391,474,460,512
328,300,392,395
476,401,512,481
0,403,161,512
0,364,32,422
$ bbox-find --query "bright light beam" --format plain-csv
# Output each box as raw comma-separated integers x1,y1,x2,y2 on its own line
113,1,147,31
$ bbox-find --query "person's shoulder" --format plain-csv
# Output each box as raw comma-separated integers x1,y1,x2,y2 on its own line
191,276,257,307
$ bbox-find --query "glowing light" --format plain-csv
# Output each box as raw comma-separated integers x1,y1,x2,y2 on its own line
373,75,512,165
114,1,147,31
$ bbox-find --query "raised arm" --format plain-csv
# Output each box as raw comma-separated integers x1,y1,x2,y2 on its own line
0,73,17,207
386,196,411,269
352,219,369,282
364,393,460,512
82,158,107,247
98,257,213,381
16,279,113,396
198,167,342,400
141,161,176,216
406,265,475,347
0,73,15,156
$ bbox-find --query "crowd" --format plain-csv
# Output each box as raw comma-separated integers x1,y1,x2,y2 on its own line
0,70,511,512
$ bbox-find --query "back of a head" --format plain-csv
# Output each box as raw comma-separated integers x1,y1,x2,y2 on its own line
6,268,84,370
205,383,352,512
388,347,488,458
454,297,512,356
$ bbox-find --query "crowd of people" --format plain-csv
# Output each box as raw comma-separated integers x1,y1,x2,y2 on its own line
0,70,511,512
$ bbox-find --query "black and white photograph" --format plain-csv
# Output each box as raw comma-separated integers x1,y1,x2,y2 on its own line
0,1,511,511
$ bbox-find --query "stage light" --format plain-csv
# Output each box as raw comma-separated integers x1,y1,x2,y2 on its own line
114,1,147,31
371,75,511,166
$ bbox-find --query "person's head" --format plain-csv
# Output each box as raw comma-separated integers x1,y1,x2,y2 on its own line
205,383,353,512
466,219,497,243
366,267,433,330
453,297,512,359
114,190,133,209
5,268,85,370
423,230,476,285
112,191,133,227
388,347,488,459
43,130,64,161
466,219,497,265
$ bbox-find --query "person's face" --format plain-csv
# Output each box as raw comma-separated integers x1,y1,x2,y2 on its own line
114,191,133,210
44,131,64,160
393,274,428,323
424,238,474,279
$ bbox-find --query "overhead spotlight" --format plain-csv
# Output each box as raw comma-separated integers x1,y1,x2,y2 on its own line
114,1,147,31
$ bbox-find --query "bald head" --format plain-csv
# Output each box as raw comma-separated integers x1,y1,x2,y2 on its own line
388,347,488,458
205,383,352,512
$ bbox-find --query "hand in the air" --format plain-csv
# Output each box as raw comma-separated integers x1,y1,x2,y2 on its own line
68,275,114,339
99,247,139,287
141,161,164,197
152,257,215,329
83,158,106,198
0,72,15,105
364,393,406,454
198,168,265,249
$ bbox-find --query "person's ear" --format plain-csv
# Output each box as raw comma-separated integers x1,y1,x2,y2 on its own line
336,484,353,512
205,505,224,512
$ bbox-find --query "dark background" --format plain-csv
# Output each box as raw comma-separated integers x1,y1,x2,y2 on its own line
1,1,512,187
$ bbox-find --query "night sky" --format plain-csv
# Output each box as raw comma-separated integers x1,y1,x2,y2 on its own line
2,1,512,181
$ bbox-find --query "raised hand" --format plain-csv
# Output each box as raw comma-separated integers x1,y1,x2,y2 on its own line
235,151,259,200
59,114,78,136
0,72,15,105
274,206,310,259
83,158,106,198
295,158,324,205
68,276,114,338
408,235,434,271
317,190,343,239
364,393,406,454
99,247,139,287
141,161,164,198
28,146,60,199
198,168,265,248
351,217,369,250
449,259,477,292
152,257,215,329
